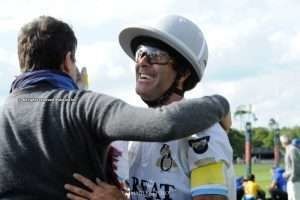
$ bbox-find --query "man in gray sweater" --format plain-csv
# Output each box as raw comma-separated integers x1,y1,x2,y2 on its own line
0,16,230,199
280,135,300,200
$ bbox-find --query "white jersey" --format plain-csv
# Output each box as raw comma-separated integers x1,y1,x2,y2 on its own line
128,123,236,200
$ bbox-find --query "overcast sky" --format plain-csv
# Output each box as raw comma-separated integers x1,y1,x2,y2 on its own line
0,0,299,129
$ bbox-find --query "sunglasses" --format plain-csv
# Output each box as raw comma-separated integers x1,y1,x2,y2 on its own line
135,45,174,65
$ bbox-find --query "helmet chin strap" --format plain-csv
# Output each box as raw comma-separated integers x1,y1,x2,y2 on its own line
142,74,184,108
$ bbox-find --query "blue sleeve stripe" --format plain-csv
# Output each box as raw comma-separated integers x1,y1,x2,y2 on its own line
191,185,228,197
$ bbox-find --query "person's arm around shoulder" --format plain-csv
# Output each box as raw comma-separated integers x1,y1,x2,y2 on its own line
96,94,230,142
76,68,230,142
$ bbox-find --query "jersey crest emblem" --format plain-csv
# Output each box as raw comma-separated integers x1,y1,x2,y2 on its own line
156,144,177,171
188,136,210,154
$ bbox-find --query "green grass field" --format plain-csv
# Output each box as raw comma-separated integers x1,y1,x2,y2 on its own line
234,163,283,198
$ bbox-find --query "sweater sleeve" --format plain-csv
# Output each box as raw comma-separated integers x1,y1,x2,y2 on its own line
79,92,229,142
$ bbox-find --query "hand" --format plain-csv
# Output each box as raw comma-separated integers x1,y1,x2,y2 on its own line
76,67,89,90
64,173,128,200
220,112,232,133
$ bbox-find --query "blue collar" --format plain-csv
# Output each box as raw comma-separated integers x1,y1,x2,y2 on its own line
10,69,78,93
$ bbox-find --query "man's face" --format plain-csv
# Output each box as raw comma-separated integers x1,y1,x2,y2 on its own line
69,62,78,82
134,45,177,100
63,51,78,82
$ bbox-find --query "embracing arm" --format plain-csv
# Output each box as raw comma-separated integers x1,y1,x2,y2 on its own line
74,69,230,142
87,94,230,142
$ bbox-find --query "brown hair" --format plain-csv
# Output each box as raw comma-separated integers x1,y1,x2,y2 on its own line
18,16,77,72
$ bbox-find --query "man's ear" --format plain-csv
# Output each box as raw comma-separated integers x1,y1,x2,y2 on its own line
61,51,73,73
177,69,191,89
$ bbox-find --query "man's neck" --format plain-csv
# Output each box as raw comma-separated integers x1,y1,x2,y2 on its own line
142,93,184,108
161,93,184,106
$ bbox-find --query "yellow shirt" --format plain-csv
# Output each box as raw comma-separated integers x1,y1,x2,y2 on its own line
243,181,260,197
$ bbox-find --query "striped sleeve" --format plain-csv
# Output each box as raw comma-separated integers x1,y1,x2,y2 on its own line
190,161,228,197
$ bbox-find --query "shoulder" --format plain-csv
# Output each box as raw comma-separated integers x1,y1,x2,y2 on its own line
186,123,229,152
187,123,226,140
287,145,299,154
52,89,119,107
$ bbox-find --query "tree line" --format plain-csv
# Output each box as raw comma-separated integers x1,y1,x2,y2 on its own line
228,125,300,158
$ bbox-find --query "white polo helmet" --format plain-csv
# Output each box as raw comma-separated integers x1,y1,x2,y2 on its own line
119,15,208,88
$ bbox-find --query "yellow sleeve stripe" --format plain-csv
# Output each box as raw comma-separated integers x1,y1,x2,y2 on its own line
191,161,226,188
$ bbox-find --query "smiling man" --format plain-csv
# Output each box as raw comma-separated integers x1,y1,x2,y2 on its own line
120,15,236,200
64,15,235,200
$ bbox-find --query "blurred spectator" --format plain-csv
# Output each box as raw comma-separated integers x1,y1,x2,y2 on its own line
292,138,300,149
236,176,245,200
280,135,300,200
269,167,288,200
243,174,265,200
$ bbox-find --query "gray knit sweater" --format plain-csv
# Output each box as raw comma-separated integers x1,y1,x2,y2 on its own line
284,144,300,182
0,85,229,199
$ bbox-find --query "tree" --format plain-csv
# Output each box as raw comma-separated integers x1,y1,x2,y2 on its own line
228,128,244,158
281,126,300,138
252,127,273,148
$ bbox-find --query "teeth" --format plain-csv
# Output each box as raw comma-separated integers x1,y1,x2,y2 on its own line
140,73,152,80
